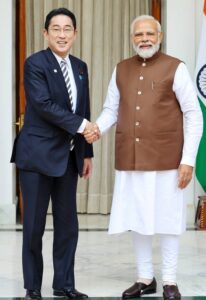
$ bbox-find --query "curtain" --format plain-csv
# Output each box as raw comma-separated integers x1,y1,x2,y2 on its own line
25,0,151,213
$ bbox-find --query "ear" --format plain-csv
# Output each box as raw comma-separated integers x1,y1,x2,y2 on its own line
43,29,48,41
158,32,163,43
130,33,135,45
73,29,78,41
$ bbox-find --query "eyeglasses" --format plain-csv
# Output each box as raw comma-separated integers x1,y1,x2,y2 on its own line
49,27,75,36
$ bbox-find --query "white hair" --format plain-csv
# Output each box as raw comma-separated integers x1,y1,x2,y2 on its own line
130,15,162,35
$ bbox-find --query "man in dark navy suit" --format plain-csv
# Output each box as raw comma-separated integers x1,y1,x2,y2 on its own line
11,8,97,300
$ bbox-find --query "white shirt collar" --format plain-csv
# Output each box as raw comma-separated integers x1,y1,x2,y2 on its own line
52,51,71,69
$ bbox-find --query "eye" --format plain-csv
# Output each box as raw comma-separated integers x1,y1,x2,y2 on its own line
147,32,155,36
51,28,61,33
134,33,143,38
64,29,72,33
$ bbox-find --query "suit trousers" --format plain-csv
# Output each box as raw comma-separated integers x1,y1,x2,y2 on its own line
19,151,79,290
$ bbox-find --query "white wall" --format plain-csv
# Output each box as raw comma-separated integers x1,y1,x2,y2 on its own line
0,0,16,224
164,0,205,225
165,0,204,72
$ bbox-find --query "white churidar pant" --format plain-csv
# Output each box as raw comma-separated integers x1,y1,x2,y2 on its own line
133,232,179,283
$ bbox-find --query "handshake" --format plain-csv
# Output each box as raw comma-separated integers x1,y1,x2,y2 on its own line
82,121,101,144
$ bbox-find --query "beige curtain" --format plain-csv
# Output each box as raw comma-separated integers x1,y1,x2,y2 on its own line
25,0,151,214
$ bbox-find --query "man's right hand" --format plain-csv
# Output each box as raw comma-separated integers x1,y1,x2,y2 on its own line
83,122,101,144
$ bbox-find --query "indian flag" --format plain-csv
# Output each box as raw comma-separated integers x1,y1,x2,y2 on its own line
195,0,206,192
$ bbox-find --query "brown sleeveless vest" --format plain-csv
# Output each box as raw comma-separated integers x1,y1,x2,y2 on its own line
115,51,183,171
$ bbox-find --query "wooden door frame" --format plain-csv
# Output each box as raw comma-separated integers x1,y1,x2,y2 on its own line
16,0,26,114
152,0,161,22
16,0,26,222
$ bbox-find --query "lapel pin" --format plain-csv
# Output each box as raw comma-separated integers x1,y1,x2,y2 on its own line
53,69,58,73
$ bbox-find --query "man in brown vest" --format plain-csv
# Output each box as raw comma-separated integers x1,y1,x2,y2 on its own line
84,15,203,300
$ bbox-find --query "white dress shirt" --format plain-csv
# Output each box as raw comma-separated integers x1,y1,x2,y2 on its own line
53,52,86,133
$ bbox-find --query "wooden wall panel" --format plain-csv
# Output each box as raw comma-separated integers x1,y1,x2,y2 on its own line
152,0,161,22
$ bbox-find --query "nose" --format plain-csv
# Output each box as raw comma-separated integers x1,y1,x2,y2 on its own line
59,30,66,37
141,33,149,42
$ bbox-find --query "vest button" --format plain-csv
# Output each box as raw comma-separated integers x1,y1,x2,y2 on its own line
135,121,140,126
136,138,140,142
136,106,140,110
142,62,146,67
139,76,144,80
137,91,142,95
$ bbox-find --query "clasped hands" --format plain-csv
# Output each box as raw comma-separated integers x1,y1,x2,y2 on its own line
82,121,101,144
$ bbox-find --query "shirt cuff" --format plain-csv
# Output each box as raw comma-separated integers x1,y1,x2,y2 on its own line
77,119,87,133
180,155,195,167
95,120,103,134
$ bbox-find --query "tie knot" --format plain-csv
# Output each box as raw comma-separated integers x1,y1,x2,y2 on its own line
60,59,67,67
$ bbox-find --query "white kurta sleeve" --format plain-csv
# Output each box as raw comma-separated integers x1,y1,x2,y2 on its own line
96,67,120,134
173,62,203,167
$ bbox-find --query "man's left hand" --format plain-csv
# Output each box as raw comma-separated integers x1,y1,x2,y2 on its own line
178,164,193,189
82,158,93,179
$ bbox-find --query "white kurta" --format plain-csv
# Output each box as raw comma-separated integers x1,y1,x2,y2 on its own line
96,62,203,235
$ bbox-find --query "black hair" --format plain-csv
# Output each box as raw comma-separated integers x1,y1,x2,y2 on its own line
44,7,76,30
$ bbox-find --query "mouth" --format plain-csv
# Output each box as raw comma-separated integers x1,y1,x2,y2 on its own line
57,41,67,46
139,44,153,49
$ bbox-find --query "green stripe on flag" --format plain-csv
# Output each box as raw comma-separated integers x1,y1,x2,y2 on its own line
195,97,206,192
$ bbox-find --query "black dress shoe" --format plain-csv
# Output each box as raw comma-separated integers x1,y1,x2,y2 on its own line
25,289,42,300
163,285,181,300
53,288,88,299
122,277,157,298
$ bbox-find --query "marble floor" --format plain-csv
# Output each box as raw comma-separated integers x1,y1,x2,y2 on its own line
0,215,206,299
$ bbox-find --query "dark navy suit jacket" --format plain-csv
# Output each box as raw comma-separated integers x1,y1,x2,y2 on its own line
11,48,93,177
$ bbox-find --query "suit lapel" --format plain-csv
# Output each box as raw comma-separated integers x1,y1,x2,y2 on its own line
45,48,72,110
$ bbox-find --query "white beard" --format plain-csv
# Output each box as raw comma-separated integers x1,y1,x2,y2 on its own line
133,42,160,59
